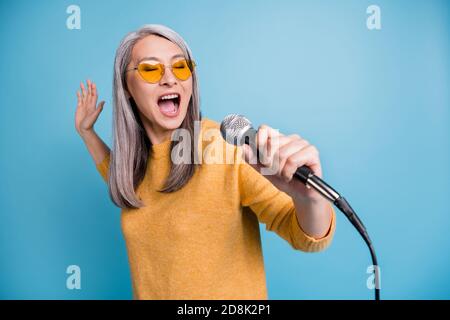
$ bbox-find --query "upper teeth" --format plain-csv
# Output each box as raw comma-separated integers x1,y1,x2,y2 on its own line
161,94,179,100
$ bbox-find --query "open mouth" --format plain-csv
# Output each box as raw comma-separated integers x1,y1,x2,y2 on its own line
157,94,180,116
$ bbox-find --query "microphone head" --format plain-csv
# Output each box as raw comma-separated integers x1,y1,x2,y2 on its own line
220,114,253,146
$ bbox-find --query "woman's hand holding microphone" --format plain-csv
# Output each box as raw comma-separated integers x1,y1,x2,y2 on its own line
241,125,333,239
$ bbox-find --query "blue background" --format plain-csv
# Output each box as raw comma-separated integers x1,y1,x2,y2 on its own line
0,0,449,299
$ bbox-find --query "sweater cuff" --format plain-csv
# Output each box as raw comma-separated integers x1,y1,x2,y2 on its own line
290,202,336,252
95,152,110,182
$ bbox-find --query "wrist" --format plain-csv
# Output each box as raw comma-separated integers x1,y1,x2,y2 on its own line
79,128,96,140
291,189,323,206
293,195,328,212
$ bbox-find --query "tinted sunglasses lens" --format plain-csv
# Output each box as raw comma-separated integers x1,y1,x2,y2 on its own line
172,60,194,81
137,63,162,83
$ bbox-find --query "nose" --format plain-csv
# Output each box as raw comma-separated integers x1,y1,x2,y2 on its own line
159,65,177,86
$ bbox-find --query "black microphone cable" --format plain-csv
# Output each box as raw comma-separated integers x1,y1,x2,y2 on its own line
296,166,380,300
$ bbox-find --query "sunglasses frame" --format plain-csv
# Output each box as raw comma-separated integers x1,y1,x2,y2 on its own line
126,59,196,83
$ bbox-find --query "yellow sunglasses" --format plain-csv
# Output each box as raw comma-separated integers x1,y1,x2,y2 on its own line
126,59,196,83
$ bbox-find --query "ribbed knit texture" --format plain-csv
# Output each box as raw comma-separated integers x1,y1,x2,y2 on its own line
96,117,336,299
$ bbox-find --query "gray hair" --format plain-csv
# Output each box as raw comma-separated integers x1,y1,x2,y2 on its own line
108,24,202,209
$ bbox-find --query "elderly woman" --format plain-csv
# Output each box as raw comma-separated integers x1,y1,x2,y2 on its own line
74,24,336,300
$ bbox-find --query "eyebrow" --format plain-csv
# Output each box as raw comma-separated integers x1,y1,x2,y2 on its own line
137,54,185,64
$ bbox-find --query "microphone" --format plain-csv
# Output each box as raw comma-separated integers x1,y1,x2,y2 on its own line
220,114,380,300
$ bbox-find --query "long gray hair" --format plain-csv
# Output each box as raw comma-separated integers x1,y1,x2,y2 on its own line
108,24,202,209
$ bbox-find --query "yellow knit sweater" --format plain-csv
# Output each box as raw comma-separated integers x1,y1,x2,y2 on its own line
96,117,336,300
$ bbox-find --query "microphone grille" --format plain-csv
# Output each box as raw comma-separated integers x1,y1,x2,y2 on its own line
220,114,253,146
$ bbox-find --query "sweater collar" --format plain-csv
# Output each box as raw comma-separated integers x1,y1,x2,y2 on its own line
150,139,172,160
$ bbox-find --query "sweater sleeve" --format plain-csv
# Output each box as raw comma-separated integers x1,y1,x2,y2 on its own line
238,160,336,253
95,152,111,182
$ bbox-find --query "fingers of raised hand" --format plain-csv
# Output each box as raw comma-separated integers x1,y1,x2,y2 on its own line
80,81,87,101
76,90,82,106
86,80,98,107
78,80,98,109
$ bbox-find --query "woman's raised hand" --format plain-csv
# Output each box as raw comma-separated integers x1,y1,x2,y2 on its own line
75,79,105,137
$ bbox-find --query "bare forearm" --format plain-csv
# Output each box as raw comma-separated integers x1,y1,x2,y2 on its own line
80,130,110,165
293,196,332,239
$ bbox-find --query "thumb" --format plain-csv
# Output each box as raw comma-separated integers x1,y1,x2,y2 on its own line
95,100,105,114
242,144,257,164
97,100,105,110
91,101,105,122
